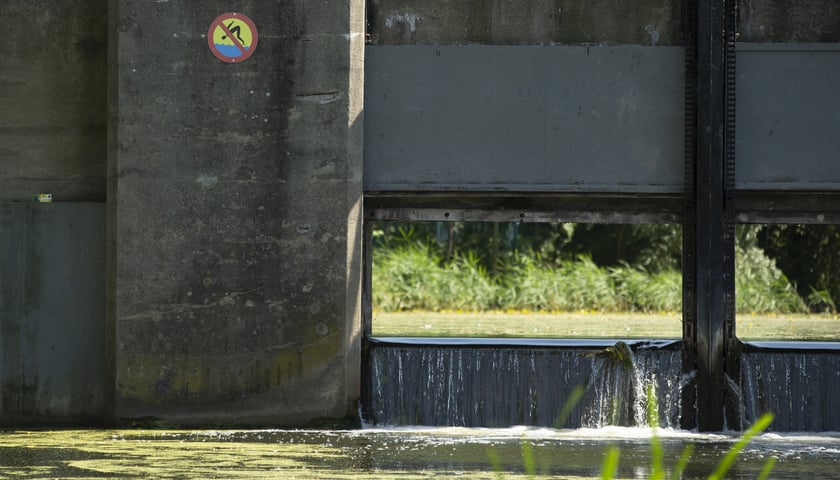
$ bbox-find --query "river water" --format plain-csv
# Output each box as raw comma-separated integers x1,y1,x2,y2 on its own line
1,426,838,479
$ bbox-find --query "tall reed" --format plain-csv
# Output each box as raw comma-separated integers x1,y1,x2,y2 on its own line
373,243,808,314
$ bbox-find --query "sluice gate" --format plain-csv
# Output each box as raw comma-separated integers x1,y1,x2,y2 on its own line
362,0,840,432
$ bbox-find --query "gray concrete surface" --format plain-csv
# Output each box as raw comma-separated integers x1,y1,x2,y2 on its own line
0,1,107,201
0,203,107,423
108,0,364,426
368,0,684,45
739,0,840,43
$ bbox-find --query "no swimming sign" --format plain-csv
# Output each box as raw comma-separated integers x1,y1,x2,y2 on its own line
208,13,259,63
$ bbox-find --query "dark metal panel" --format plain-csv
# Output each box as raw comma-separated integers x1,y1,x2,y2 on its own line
365,45,685,193
0,203,106,423
736,190,840,224
0,205,26,416
736,43,840,190
365,192,683,223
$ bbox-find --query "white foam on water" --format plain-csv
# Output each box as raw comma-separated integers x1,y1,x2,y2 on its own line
353,424,729,443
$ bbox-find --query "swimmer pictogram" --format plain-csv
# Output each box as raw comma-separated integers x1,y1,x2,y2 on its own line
207,13,259,63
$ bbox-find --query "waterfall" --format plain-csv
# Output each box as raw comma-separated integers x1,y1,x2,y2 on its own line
581,344,685,428
739,347,840,431
364,339,683,428
365,339,840,431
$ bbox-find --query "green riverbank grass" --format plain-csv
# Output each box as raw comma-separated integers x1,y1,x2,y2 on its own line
373,243,810,315
373,311,840,341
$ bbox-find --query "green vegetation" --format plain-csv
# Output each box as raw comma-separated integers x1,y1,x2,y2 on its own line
598,446,621,480
373,222,839,316
373,310,840,340
372,222,840,339
373,233,807,315
757,224,840,312
374,243,685,314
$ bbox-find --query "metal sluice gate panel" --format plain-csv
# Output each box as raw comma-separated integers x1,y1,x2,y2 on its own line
364,45,686,194
364,43,840,195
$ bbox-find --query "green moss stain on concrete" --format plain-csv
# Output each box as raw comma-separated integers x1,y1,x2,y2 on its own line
554,0,683,45
466,0,493,43
739,0,840,42
116,307,346,418
121,344,339,403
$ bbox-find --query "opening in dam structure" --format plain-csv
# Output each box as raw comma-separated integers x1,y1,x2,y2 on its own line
361,221,840,431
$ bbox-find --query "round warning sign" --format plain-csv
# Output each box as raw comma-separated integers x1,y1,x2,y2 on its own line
208,13,258,63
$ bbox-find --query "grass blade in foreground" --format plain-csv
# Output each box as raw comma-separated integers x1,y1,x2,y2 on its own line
672,444,695,479
756,457,778,480
485,448,508,479
708,412,775,480
600,446,620,480
553,384,586,429
521,440,536,478
645,384,665,480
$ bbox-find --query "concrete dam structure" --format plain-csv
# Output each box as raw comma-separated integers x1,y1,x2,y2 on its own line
3,0,840,431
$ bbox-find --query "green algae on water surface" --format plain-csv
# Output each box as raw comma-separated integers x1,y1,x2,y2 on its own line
0,429,545,479
1,428,838,479
0,430,346,479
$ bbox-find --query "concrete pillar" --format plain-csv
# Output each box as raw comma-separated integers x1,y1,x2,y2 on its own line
108,0,364,426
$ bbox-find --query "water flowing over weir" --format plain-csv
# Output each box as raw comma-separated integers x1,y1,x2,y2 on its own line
738,343,840,432
363,339,685,428
363,339,840,431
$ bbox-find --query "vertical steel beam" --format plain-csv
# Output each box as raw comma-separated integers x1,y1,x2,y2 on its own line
696,0,727,432
681,0,699,431
722,0,740,430
684,0,738,431
360,219,374,423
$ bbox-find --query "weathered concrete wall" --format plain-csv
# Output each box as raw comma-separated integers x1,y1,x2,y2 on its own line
109,0,364,426
368,0,684,45
0,0,107,201
0,203,107,423
739,0,840,42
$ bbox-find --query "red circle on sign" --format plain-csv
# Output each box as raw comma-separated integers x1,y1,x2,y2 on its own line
207,12,259,63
